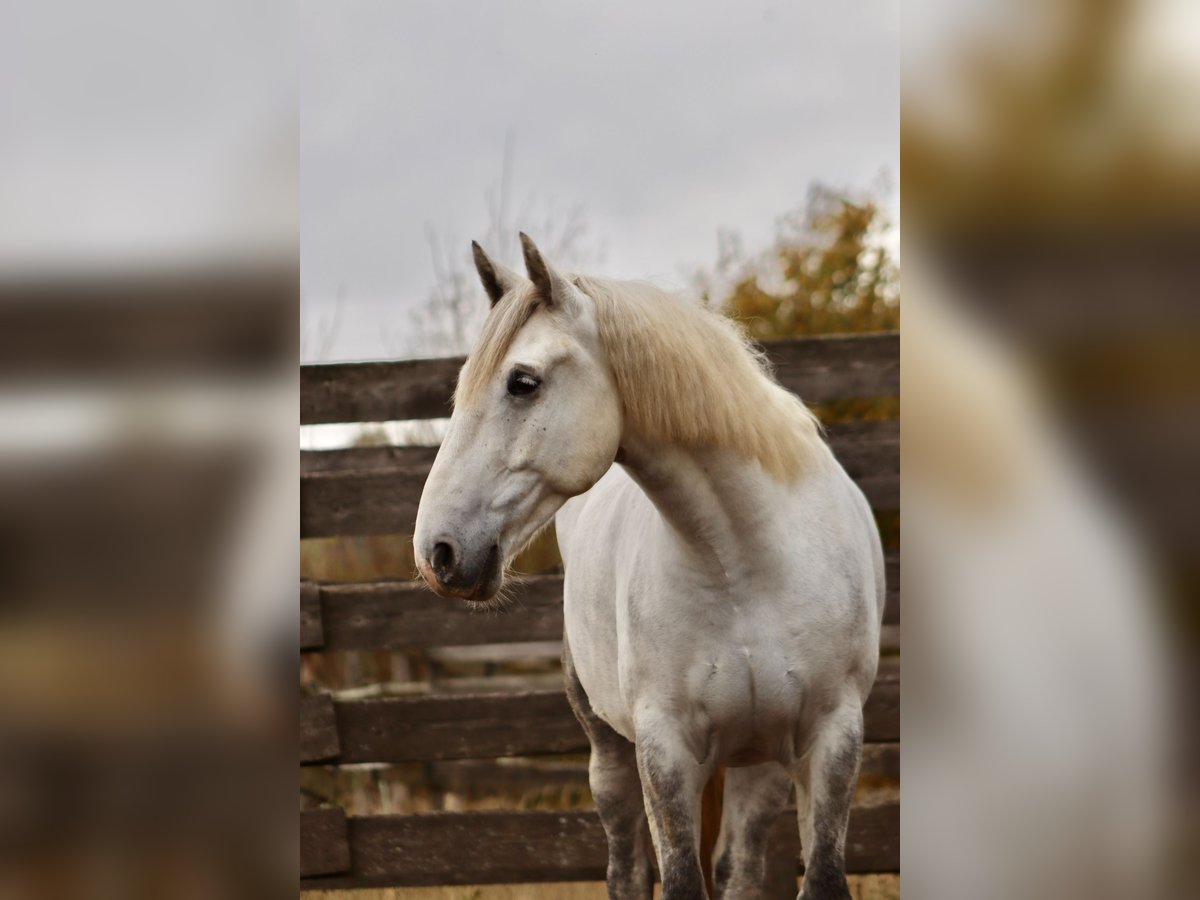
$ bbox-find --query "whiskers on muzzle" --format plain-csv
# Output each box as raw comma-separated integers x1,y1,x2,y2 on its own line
468,576,519,613
416,513,556,609
413,559,530,616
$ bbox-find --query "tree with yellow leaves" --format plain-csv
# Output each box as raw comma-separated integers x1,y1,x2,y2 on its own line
700,182,898,340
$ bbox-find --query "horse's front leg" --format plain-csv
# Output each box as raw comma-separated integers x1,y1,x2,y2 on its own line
589,731,654,899
563,643,654,900
635,714,714,900
792,699,863,900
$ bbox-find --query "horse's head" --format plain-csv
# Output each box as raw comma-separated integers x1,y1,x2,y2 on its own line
413,234,622,602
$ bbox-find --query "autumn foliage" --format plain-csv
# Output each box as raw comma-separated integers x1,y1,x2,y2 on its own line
700,183,898,340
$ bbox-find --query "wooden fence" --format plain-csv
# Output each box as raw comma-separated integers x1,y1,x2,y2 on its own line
300,332,899,893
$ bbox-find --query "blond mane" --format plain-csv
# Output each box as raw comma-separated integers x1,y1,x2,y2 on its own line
456,276,827,481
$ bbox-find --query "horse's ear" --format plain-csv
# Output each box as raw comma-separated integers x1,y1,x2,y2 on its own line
519,232,574,309
472,241,523,307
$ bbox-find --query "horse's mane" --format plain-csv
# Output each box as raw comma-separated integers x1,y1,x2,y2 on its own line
455,275,827,481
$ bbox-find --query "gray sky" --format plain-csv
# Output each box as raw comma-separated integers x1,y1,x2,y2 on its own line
301,0,898,362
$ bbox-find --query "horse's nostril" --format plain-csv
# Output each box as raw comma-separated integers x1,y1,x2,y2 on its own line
431,541,455,577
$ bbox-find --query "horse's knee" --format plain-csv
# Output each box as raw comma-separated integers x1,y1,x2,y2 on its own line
634,724,712,898
637,741,706,843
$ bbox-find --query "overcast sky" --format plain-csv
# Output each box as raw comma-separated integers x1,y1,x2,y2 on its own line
301,0,898,362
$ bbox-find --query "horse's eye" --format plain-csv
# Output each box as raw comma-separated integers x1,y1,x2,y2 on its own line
507,370,541,397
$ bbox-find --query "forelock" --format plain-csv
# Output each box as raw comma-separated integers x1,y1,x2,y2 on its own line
454,282,543,407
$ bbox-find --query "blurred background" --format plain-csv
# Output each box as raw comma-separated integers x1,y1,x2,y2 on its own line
902,0,1199,897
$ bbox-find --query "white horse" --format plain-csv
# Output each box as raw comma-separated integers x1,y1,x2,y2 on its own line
414,235,885,900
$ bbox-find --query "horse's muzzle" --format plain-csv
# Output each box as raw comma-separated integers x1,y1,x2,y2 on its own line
418,536,502,602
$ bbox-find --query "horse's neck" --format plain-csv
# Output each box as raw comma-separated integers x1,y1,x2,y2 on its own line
618,436,803,583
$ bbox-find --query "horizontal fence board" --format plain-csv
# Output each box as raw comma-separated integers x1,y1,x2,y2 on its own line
315,573,564,650
767,333,899,405
300,333,898,425
301,465,423,540
424,758,591,795
820,420,900,481
301,661,897,766
330,690,586,764
300,806,351,878
301,466,898,538
0,269,293,379
864,742,901,781
300,694,340,763
879,624,900,652
855,473,898,510
415,634,905,667
887,553,899,621
300,582,324,650
299,800,898,888
299,419,897,477
301,429,898,539
425,640,565,664
303,552,897,653
405,740,898,796
302,444,439,474
302,356,460,426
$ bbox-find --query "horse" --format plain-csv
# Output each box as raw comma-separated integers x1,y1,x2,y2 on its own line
413,234,885,900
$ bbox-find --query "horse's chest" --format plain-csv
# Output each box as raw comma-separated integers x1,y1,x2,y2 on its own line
642,609,806,720
568,582,814,750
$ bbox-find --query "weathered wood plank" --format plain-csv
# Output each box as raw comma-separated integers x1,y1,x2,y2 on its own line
302,444,439,474
301,466,898,538
864,742,900,781
299,800,899,888
300,805,351,878
312,582,898,650
301,465,424,539
879,624,900,652
300,333,899,425
300,581,324,650
822,420,899,480
316,574,562,650
300,421,898,538
300,419,898,476
425,634,902,665
424,758,591,795
416,741,897,796
302,355,461,426
886,553,900,622
303,553,898,653
0,269,293,378
767,333,900,404
298,808,607,889
301,662,897,765
300,693,340,763
330,690,585,763
425,640,566,664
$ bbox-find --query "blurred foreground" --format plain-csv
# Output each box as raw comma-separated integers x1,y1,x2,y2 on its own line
0,2,296,897
903,0,1199,896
